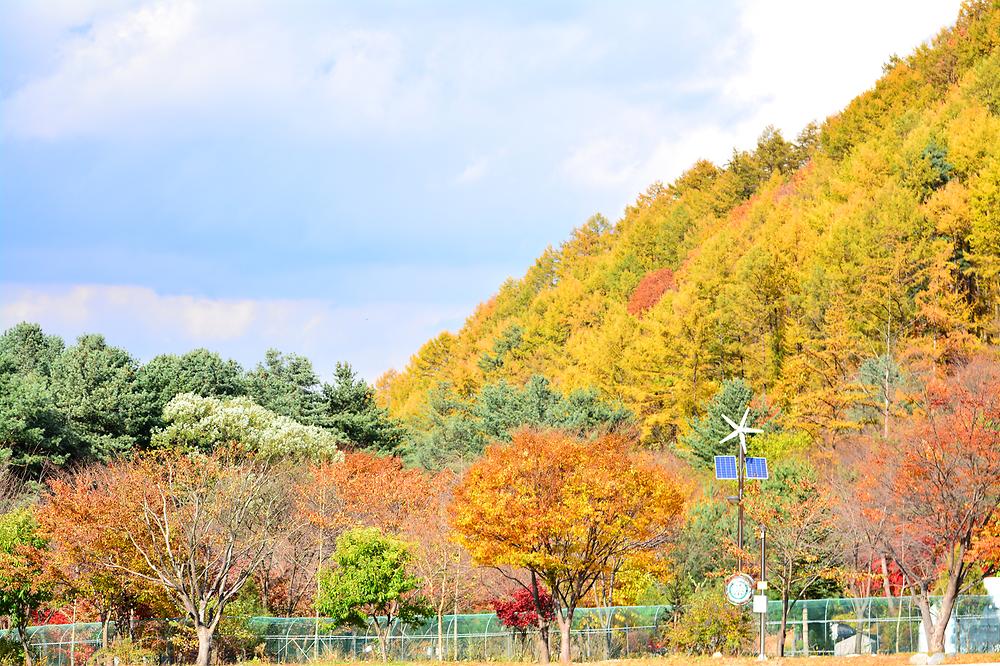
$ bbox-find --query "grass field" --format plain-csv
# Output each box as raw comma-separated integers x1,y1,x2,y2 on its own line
292,657,1000,666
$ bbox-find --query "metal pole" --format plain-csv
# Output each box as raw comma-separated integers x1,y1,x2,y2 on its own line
737,442,745,570
758,524,767,661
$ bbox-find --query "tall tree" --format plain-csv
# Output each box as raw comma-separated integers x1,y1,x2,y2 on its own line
0,324,64,377
451,430,684,664
322,362,406,454
856,357,1000,654
38,465,173,648
745,459,839,656
49,334,149,461
79,453,296,666
246,349,327,427
0,373,76,478
0,509,51,666
137,349,245,419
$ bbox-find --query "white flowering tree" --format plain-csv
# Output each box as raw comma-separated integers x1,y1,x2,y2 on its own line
152,393,344,460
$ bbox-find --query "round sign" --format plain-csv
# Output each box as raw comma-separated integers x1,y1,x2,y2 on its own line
724,573,754,606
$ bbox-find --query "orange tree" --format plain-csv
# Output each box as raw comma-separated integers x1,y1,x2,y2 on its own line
38,465,172,648
48,452,295,666
856,358,1000,655
450,430,684,664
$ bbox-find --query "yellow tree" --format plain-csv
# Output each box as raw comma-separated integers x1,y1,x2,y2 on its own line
450,430,684,664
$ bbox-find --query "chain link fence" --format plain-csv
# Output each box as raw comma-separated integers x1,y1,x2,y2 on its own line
9,596,1000,664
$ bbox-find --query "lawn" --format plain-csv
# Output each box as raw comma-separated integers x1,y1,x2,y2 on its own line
293,656,1000,666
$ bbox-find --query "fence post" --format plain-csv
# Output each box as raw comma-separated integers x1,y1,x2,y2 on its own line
802,605,809,657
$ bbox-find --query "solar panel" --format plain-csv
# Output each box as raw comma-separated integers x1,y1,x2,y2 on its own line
714,455,738,480
745,457,769,480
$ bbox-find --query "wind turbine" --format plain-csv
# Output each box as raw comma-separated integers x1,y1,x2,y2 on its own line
720,407,763,454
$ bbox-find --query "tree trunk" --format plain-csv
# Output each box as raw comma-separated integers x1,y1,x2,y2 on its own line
373,619,391,663
437,609,444,661
17,620,33,666
930,586,958,655
535,621,550,664
853,600,865,654
195,624,214,666
915,589,936,653
778,592,788,658
555,613,572,664
880,556,896,614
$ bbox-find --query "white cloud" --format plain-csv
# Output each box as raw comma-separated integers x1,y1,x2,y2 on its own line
0,284,469,380
1,2,430,139
455,157,490,185
557,0,963,202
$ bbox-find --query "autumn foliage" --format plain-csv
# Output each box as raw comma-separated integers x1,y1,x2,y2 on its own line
492,587,555,630
856,357,1000,654
451,430,684,663
626,268,677,317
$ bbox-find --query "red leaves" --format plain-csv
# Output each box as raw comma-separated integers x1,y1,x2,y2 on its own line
491,586,554,630
626,268,676,317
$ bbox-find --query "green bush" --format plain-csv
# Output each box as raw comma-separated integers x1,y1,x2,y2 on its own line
89,637,157,666
665,587,752,655
0,638,24,666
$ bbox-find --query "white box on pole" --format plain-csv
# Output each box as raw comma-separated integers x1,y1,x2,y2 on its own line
752,594,768,614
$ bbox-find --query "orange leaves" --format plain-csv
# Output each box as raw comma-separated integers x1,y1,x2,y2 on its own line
627,268,677,317
295,451,433,536
449,429,684,578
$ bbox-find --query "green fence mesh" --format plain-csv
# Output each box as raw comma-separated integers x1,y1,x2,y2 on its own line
8,596,999,663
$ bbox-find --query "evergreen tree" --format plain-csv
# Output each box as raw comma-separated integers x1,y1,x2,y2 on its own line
681,379,771,469
50,334,150,461
321,362,406,454
245,349,327,427
138,349,245,419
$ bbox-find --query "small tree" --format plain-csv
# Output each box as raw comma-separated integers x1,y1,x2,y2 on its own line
745,459,839,656
0,509,51,666
317,527,430,663
492,585,555,659
451,430,684,664
681,379,771,469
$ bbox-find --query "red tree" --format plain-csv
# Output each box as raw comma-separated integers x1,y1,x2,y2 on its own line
492,587,555,631
856,357,1000,654
626,268,676,317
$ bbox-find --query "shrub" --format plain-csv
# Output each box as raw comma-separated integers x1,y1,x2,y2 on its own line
89,637,157,666
0,638,24,666
665,587,752,655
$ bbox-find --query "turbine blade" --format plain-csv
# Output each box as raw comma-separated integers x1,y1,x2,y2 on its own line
746,427,764,434
740,407,751,427
720,431,739,443
721,414,739,429
739,434,748,454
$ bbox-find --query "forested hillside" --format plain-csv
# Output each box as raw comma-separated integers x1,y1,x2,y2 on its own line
380,1,1000,456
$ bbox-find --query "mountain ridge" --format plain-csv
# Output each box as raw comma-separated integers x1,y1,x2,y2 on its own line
380,1,1000,450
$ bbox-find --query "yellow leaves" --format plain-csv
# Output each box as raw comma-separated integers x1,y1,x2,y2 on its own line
450,430,684,579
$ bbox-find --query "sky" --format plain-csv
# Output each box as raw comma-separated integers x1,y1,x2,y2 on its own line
0,0,963,381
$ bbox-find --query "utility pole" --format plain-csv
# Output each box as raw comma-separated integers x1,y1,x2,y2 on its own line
758,524,767,661
737,436,745,568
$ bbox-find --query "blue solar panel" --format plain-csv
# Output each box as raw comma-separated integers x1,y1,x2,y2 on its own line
714,456,738,480
745,457,769,480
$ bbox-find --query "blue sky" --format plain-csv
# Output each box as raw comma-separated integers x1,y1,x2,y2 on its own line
0,0,962,380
